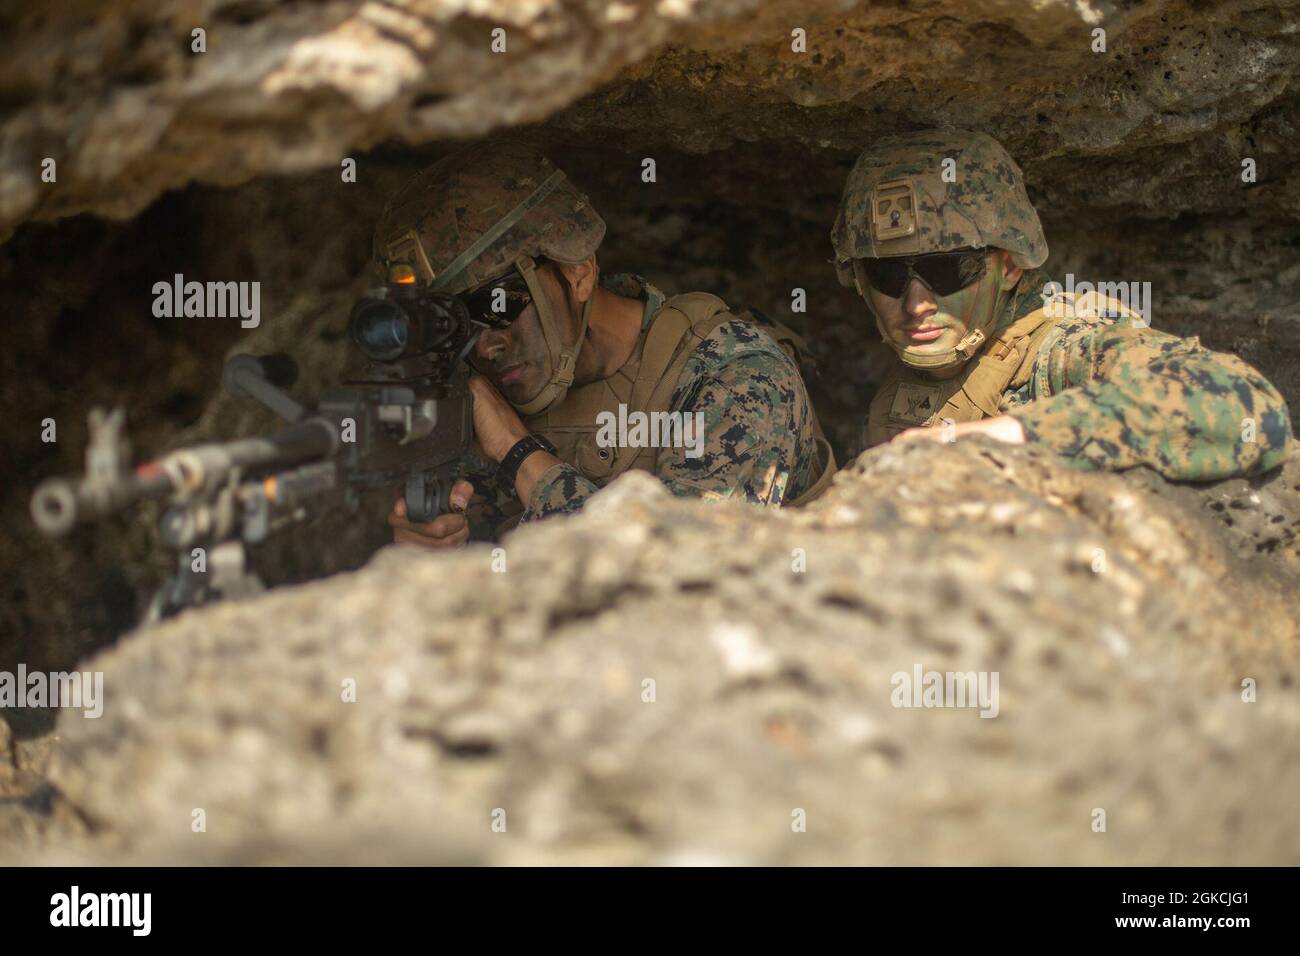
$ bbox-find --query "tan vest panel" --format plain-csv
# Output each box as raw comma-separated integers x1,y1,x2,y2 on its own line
497,294,836,531
525,292,733,483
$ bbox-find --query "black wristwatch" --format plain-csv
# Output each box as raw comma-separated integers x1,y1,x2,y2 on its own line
498,434,558,491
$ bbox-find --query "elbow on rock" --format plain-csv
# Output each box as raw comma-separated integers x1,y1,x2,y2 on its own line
1248,402,1295,475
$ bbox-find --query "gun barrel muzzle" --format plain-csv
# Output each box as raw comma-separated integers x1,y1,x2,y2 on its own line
30,478,79,536
30,469,176,537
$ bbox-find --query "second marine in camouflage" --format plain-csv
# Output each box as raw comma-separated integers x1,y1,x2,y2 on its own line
378,141,834,548
831,128,1292,480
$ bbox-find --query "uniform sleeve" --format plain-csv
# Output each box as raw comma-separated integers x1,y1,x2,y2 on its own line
1009,319,1292,480
458,451,514,541
520,324,817,522
520,462,601,522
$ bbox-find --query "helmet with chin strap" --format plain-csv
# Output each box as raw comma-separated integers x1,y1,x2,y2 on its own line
373,140,606,414
831,129,1048,370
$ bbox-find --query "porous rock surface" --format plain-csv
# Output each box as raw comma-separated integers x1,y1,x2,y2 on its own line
3,0,1300,864
6,0,1300,654
4,0,1299,239
4,440,1298,864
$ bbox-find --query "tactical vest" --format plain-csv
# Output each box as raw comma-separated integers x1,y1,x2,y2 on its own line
864,288,1139,446
499,292,835,529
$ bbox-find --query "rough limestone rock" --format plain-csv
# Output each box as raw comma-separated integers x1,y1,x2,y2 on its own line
4,441,1297,865
4,0,1298,239
2,0,1299,863
0,0,749,241
5,0,1300,658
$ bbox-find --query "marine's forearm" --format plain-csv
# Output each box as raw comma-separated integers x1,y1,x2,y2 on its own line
1012,340,1292,479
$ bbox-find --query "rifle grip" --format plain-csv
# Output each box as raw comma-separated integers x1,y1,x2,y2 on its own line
405,473,446,523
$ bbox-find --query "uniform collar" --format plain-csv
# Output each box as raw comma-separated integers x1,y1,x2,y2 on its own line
992,267,1054,334
600,273,667,331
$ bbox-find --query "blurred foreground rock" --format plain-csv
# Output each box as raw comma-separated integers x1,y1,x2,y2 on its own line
4,439,1298,865
5,0,1300,240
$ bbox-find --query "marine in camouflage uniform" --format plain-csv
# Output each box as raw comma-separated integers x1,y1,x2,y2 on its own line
377,141,833,546
831,129,1292,480
516,273,824,522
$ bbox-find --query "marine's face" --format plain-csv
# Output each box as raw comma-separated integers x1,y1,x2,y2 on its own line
469,265,574,406
862,250,1016,366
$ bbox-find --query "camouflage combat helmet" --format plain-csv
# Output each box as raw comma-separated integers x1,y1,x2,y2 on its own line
374,141,607,414
831,129,1047,275
831,129,1048,370
374,140,605,294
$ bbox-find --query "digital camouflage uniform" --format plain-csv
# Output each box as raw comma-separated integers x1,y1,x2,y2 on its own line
832,129,1293,481
1001,273,1291,478
466,273,822,529
374,142,829,539
917,269,1291,479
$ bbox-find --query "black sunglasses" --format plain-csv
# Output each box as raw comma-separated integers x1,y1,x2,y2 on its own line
857,249,989,298
463,270,534,328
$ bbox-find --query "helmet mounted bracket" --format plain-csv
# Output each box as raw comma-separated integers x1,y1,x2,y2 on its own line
384,229,438,285
869,178,922,258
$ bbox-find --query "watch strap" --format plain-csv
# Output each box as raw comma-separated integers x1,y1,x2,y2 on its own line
498,434,557,491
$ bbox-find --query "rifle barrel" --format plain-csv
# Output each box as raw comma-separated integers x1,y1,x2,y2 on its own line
30,419,338,536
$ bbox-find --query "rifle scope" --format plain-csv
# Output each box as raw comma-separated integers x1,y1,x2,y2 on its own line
349,288,476,363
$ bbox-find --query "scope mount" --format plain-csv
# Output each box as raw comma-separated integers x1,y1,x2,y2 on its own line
223,354,306,423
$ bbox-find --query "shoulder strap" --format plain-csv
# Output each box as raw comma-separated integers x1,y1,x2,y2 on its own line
633,294,731,408
630,294,838,504
988,305,1055,359
1009,312,1061,390
604,294,733,481
784,436,836,507
1014,287,1143,396
945,306,1056,419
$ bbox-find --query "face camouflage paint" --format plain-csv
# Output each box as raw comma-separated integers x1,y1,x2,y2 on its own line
858,251,1012,371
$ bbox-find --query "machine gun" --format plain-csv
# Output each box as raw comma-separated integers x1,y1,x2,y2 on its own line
31,282,490,622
